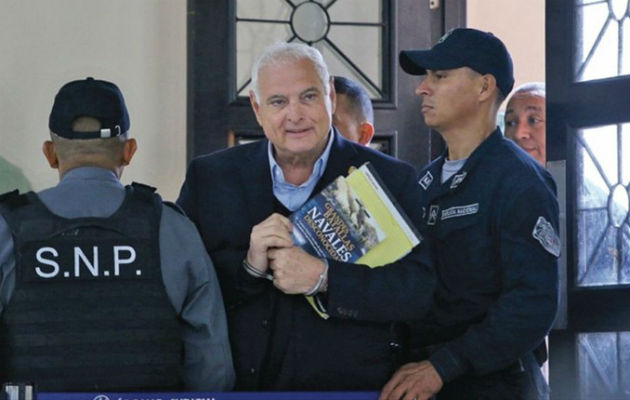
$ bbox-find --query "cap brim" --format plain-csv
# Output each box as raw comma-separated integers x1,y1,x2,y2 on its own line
400,49,466,75
400,50,431,75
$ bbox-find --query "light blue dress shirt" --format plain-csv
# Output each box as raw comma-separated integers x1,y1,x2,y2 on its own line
268,129,335,211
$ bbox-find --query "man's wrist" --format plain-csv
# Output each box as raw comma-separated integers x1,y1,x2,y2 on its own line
242,258,273,281
305,258,329,296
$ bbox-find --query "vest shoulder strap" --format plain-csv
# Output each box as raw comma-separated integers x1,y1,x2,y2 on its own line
0,189,33,211
127,181,166,219
130,181,156,193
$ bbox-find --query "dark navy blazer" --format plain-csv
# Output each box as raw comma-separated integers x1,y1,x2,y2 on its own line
177,130,435,390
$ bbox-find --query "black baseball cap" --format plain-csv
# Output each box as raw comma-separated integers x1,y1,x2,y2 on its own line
49,77,130,139
399,28,514,96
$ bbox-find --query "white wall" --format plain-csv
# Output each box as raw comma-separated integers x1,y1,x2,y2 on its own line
0,0,186,201
467,0,545,94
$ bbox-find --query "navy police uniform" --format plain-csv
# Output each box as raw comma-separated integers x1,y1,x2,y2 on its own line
0,167,235,391
412,129,559,399
0,182,182,390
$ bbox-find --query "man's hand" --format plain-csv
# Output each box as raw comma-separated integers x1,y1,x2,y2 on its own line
246,213,293,274
378,361,443,400
268,247,325,294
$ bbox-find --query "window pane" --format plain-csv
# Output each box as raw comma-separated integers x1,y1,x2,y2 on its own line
328,0,381,22
575,0,630,81
235,0,386,99
578,332,630,399
576,124,630,286
323,24,382,98
236,22,292,95
237,0,289,19
236,0,292,97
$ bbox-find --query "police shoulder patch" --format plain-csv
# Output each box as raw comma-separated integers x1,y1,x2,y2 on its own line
532,216,560,257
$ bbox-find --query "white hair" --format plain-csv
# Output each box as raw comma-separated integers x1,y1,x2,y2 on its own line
512,82,546,98
250,42,330,101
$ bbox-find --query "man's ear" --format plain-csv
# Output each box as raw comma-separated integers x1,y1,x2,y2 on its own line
121,138,137,166
479,74,498,101
42,140,59,169
249,90,263,126
358,122,375,146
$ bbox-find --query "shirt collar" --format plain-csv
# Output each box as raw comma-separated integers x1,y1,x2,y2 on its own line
267,128,335,189
59,166,121,186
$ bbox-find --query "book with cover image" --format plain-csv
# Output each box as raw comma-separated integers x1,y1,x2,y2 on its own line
290,162,422,319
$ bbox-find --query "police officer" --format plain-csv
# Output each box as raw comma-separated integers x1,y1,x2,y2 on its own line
332,76,375,146
0,78,235,391
380,29,559,400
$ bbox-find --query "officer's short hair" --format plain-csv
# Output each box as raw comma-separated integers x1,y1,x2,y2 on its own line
333,76,374,125
51,116,127,162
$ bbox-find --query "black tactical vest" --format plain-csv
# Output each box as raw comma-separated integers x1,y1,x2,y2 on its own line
0,184,183,391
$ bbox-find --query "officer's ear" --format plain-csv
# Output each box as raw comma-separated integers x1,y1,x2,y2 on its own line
42,140,59,169
358,122,374,146
479,74,497,102
121,138,137,166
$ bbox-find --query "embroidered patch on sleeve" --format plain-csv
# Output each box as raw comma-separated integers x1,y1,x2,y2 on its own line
427,205,440,225
532,216,561,257
441,203,478,220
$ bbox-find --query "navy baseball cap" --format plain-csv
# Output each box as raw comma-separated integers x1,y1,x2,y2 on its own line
49,77,130,139
400,28,514,96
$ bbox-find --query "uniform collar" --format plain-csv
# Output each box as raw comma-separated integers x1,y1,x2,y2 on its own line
59,167,121,187
421,128,504,193
460,127,503,168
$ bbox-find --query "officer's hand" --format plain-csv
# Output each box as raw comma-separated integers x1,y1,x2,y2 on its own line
378,361,443,400
268,247,325,294
246,213,293,274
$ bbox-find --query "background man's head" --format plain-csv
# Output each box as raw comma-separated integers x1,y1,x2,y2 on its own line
332,76,374,146
504,82,546,165
249,42,335,163
44,78,136,178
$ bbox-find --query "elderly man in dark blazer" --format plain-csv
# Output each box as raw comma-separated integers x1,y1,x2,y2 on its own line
177,42,435,391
